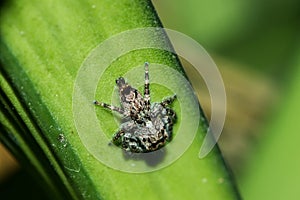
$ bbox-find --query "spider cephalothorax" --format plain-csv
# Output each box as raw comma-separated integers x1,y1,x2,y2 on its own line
94,62,176,153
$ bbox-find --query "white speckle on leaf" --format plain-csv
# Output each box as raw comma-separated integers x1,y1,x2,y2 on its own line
202,177,207,183
64,166,81,173
58,133,67,147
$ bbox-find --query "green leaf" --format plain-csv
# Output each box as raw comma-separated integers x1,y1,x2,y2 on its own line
239,43,300,200
0,0,240,199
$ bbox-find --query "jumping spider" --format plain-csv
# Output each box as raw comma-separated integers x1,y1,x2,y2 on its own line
94,62,177,153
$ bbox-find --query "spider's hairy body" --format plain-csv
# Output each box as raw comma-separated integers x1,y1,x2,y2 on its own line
94,63,176,153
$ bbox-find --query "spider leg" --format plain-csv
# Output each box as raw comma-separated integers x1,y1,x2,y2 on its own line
166,107,177,120
144,62,151,112
111,129,124,146
93,100,124,114
160,94,177,107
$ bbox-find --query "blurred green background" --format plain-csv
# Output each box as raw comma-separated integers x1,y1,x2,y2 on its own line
1,0,300,199
153,0,300,199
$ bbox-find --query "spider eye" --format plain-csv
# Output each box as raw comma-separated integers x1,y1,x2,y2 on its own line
116,77,125,86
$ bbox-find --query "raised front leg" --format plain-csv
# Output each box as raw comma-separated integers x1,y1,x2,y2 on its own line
144,62,151,112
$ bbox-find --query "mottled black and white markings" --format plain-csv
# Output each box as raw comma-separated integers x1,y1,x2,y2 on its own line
94,62,177,153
